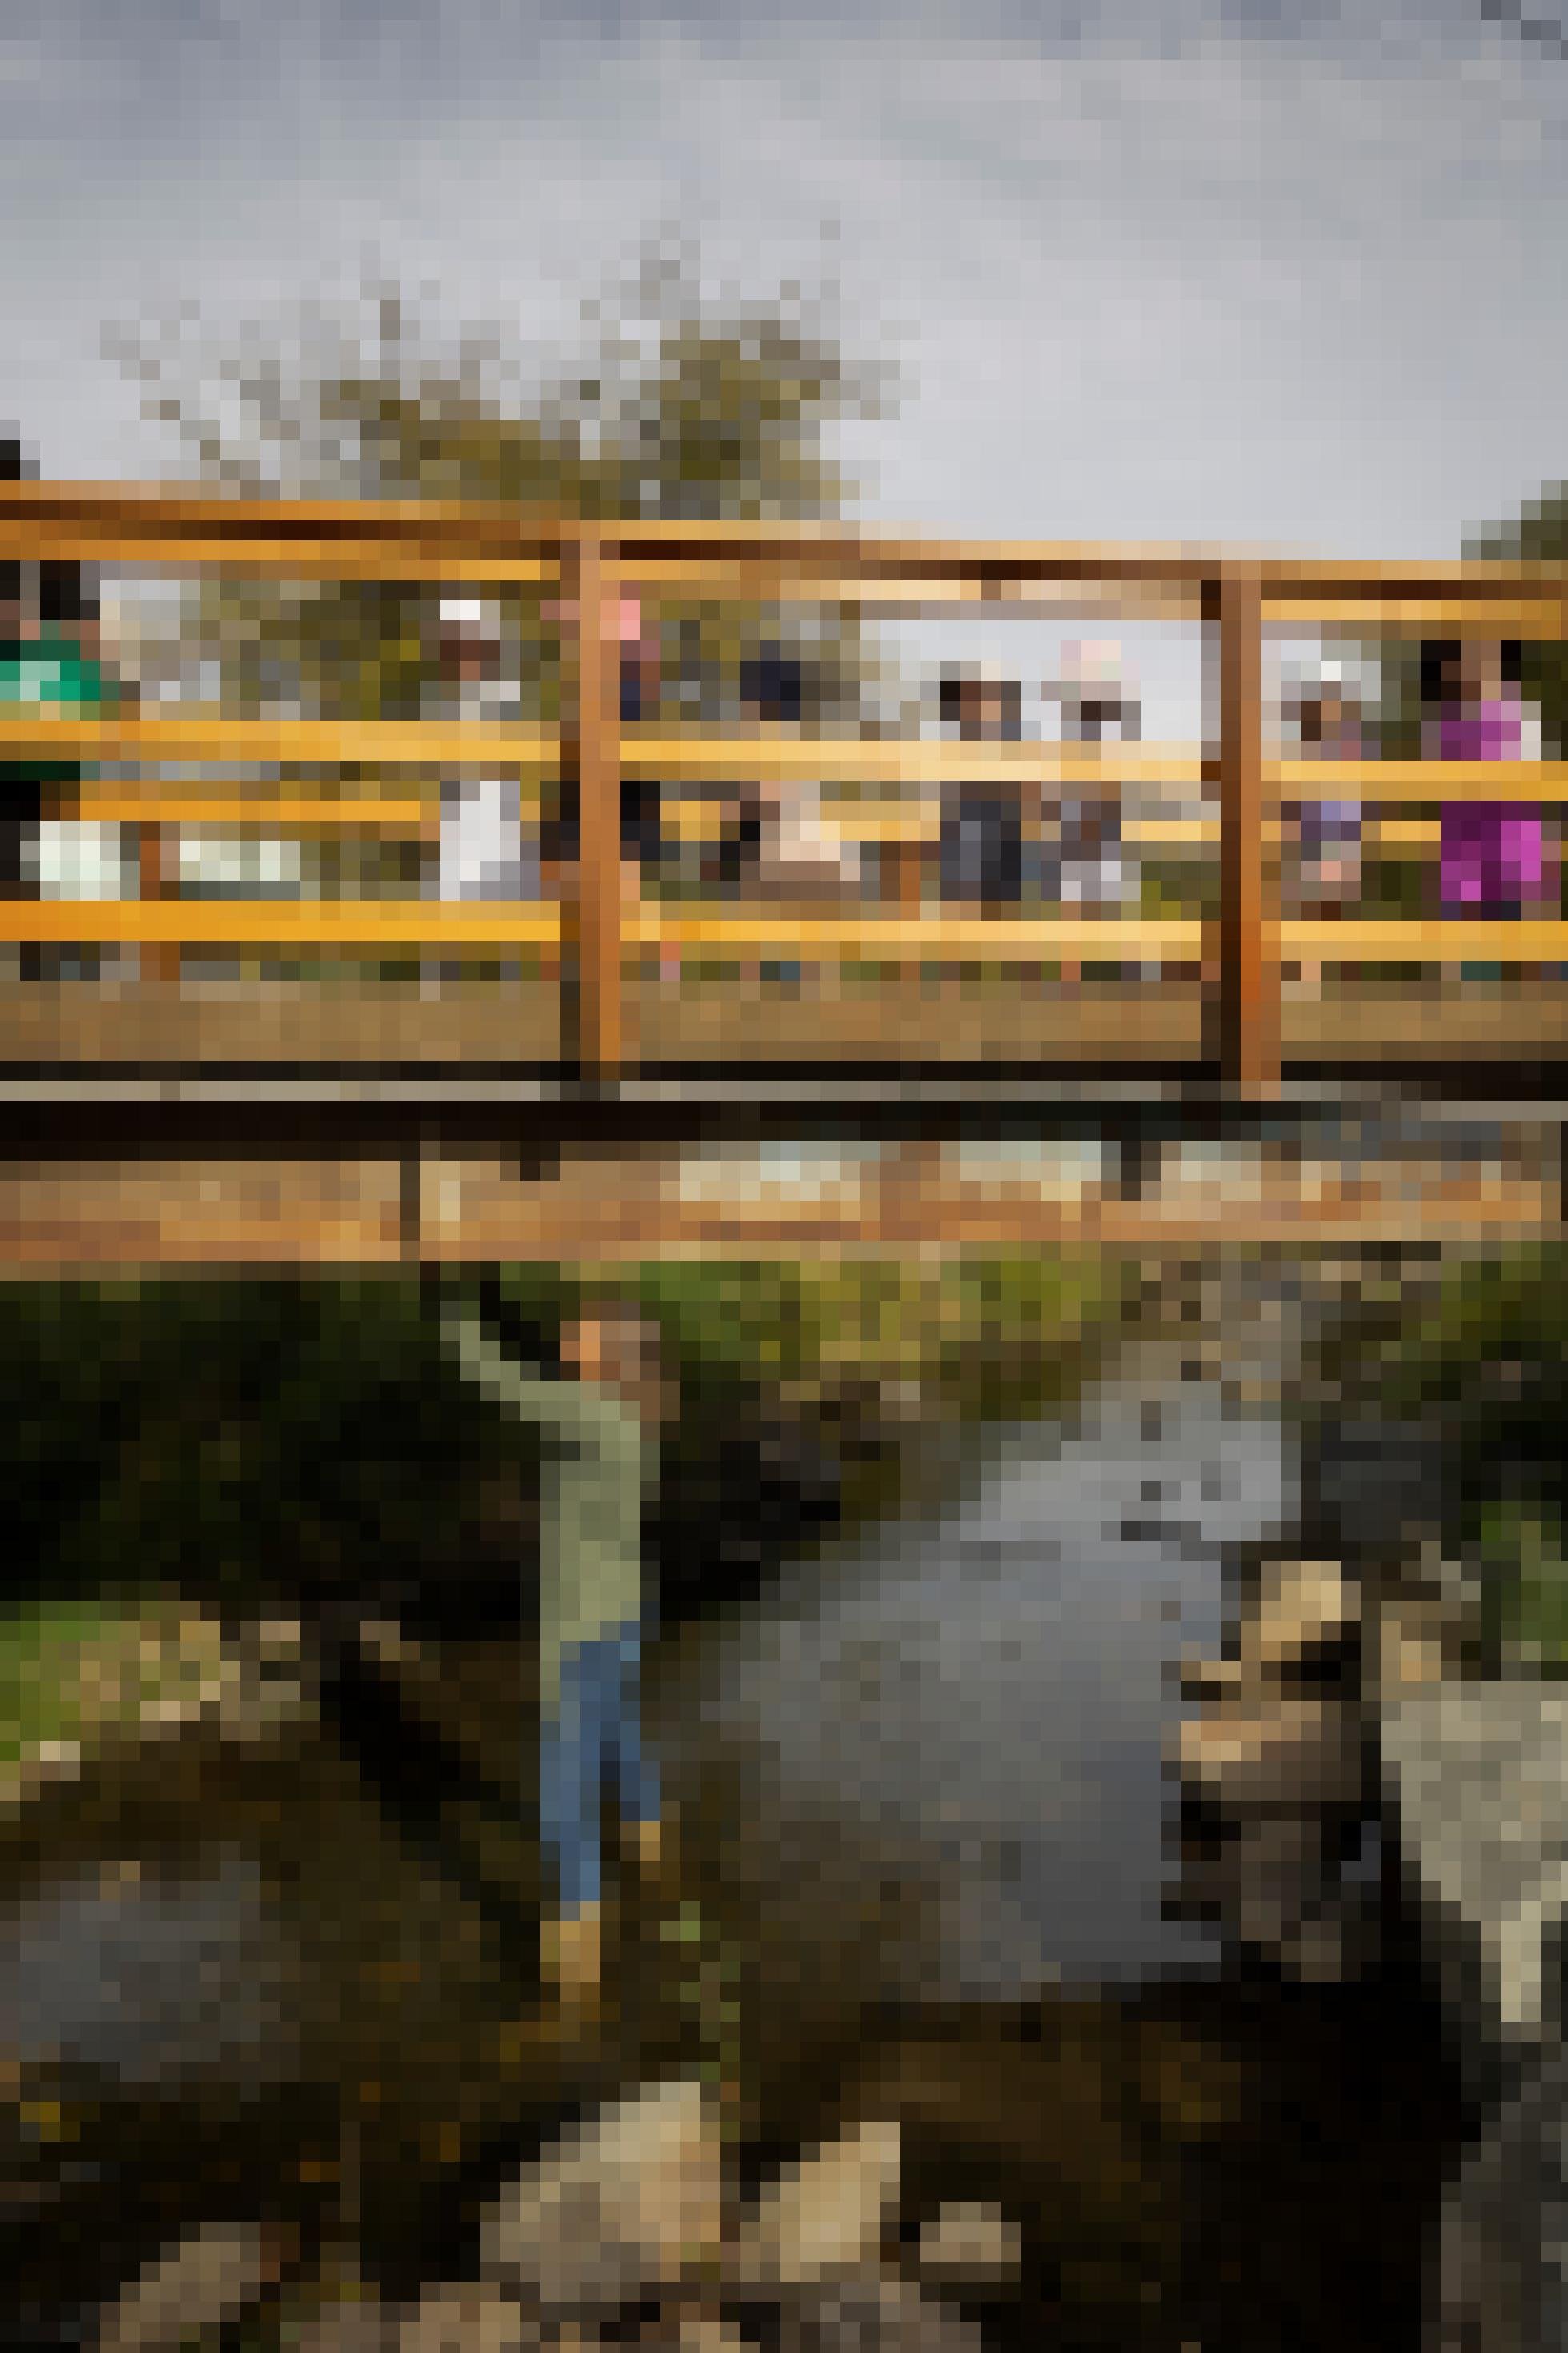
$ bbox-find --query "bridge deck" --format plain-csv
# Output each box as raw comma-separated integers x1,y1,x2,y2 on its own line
3,974,1568,1075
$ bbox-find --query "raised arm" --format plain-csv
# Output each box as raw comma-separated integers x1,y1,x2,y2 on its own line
440,1307,608,1443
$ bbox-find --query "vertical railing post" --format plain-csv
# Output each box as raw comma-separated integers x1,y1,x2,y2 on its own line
562,528,625,1077
885,837,926,919
1208,565,1276,1092
138,821,179,986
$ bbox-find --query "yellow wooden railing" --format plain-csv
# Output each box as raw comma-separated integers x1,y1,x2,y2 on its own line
2,484,1566,1087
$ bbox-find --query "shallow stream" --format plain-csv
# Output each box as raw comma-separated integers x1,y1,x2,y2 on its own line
3,1303,1460,2351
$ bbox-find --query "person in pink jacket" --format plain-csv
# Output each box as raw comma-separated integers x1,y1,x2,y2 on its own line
1420,640,1550,985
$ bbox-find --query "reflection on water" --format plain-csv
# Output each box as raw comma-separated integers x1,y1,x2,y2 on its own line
2,1849,298,2084
664,1378,1293,1996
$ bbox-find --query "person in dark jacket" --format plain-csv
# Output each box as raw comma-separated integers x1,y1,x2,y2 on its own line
542,597,667,899
936,667,1026,910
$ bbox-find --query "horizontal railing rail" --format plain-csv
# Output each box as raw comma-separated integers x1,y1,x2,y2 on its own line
2,480,1565,594
42,796,1475,853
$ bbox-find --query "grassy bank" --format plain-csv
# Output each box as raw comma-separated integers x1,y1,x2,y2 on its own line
1307,1240,1568,1668
0,1592,231,1769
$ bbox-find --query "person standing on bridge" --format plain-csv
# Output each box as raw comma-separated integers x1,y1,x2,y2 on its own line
439,1282,670,2016
427,599,534,989
729,647,861,994
1422,639,1550,985
936,665,1026,912
0,444,126,982
1043,640,1141,986
1283,658,1367,1000
541,588,669,910
936,664,1044,1002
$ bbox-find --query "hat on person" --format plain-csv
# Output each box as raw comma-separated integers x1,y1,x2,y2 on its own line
439,596,504,638
1045,640,1133,699
1281,652,1357,705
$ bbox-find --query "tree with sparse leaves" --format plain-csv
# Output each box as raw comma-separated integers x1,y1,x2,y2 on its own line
110,251,899,735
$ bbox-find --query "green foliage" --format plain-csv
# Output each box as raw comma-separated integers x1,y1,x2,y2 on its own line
1365,1243,1566,1409
0,1279,531,1625
1464,484,1568,758
1139,858,1217,919
1480,1498,1568,1672
117,252,897,733
1309,1241,1568,1555
1340,482,1568,759
481,1247,1131,1419
0,1594,147,1765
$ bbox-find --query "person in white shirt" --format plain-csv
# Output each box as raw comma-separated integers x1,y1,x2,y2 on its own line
1042,641,1141,986
427,599,536,987
434,600,535,903
729,649,861,991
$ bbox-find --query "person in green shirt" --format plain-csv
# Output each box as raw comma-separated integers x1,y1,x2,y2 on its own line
0,504,122,977
441,1283,670,2009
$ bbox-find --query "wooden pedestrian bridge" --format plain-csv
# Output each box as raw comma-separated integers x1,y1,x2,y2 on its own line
1,480,1566,1266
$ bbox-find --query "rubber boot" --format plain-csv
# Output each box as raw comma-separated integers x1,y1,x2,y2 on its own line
541,1901,604,2026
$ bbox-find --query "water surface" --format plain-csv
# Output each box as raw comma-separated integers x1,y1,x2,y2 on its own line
664,1375,1293,1996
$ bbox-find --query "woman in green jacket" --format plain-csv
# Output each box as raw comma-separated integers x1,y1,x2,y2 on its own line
442,1285,670,2012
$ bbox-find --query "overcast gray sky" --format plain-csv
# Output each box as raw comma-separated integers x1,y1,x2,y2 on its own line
2,0,1565,564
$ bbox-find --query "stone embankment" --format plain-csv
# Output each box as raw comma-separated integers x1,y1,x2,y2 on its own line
1173,1521,1568,2352
1171,1546,1474,1982
1384,1684,1568,2353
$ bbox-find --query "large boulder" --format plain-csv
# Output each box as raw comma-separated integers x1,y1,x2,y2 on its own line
912,2201,1021,2296
1248,1559,1357,1677
479,2076,726,2316
731,2119,904,2290
1175,1695,1365,1813
1382,1684,1568,2058
471,2082,993,2351
94,2222,283,2353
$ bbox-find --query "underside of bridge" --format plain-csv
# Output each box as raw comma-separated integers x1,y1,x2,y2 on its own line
0,1081,1558,1268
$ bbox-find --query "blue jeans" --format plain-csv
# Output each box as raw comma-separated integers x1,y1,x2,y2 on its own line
539,1624,660,1913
